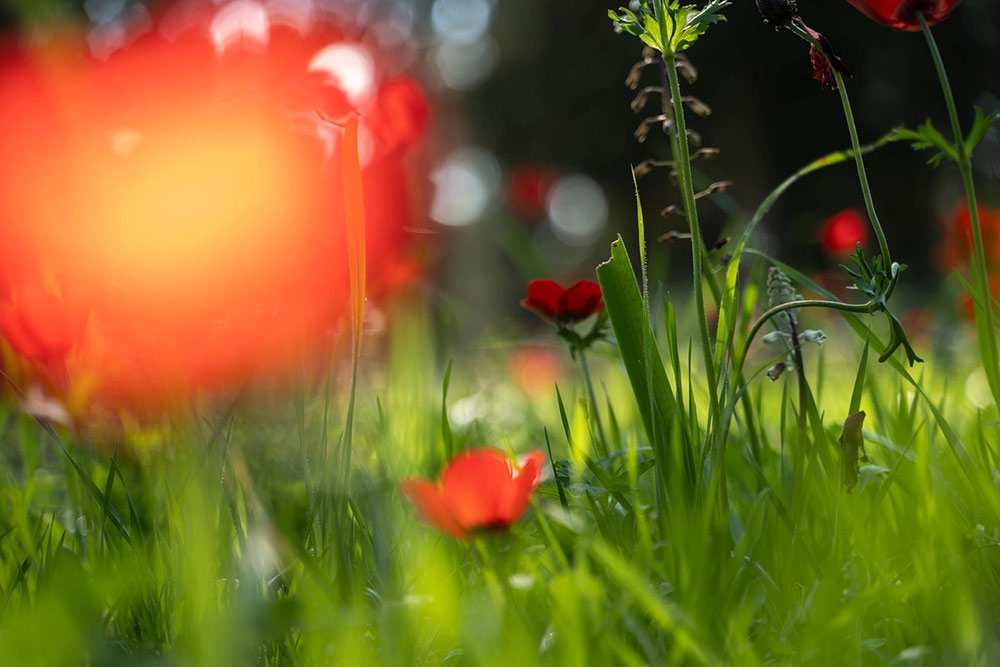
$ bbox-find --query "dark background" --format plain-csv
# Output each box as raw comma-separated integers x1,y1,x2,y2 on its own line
3,0,998,338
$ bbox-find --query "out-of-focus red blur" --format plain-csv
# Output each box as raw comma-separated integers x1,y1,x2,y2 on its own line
939,202,1000,320
819,208,868,257
0,0,430,412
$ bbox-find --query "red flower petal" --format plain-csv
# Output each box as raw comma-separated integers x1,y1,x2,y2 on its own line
522,280,564,322
844,0,962,31
560,280,604,322
400,479,466,538
368,77,429,154
0,280,90,363
403,448,545,538
440,448,514,530
507,166,557,219
497,450,545,524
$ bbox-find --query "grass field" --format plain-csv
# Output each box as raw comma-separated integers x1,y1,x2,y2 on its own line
2,0,1000,665
0,272,998,666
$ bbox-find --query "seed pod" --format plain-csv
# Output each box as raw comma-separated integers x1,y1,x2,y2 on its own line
755,0,798,27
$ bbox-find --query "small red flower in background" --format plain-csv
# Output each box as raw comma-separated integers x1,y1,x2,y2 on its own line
401,448,545,539
509,345,565,398
506,166,557,219
844,0,962,31
0,278,90,365
522,280,604,324
820,209,869,256
939,202,1000,319
939,202,1000,268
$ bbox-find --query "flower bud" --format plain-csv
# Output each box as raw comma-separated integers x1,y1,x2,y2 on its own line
762,331,787,345
800,329,827,346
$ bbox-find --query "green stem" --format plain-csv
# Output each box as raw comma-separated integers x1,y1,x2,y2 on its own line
656,60,724,309
832,70,891,267
787,317,808,503
735,297,878,384
919,13,1000,404
787,23,891,267
663,50,725,506
578,348,609,458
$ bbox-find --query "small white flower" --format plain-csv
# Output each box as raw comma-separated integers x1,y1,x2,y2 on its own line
762,331,786,345
800,329,826,345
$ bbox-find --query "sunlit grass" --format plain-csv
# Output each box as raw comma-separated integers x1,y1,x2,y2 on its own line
0,296,997,666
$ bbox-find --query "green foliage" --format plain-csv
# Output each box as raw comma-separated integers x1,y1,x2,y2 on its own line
965,106,1000,156
0,304,996,665
609,0,730,56
890,119,959,166
595,237,677,453
843,245,922,366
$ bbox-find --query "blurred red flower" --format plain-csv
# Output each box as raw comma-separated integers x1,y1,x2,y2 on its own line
509,345,565,398
522,280,605,324
844,0,962,31
401,448,545,539
939,202,1000,319
506,166,557,219
0,278,90,365
820,209,868,256
0,0,430,410
939,203,1000,268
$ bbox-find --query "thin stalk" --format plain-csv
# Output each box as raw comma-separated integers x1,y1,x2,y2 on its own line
919,13,1000,405
832,69,891,266
578,348,610,458
664,52,725,507
787,23,891,267
787,317,808,502
657,58,723,308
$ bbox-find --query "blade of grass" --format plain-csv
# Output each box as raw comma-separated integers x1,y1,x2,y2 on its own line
596,237,679,474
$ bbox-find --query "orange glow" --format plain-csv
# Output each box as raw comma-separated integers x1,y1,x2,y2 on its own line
0,1,430,411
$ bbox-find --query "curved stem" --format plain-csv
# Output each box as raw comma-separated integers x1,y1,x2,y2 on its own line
786,23,891,267
739,134,896,251
919,13,1000,404
831,70,891,266
735,298,877,384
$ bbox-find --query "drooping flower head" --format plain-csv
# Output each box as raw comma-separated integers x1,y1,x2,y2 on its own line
401,448,545,539
752,3,851,90
793,18,851,90
522,280,605,325
844,0,962,31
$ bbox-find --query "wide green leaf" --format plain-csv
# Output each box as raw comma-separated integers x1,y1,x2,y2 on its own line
596,236,676,447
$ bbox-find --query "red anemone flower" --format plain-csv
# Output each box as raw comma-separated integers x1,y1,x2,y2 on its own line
0,278,91,365
522,280,605,324
506,166,558,219
0,0,430,411
820,209,869,256
844,0,962,31
401,448,545,539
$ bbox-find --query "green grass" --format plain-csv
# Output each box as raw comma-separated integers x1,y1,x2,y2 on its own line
1,2,997,665
0,292,998,666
